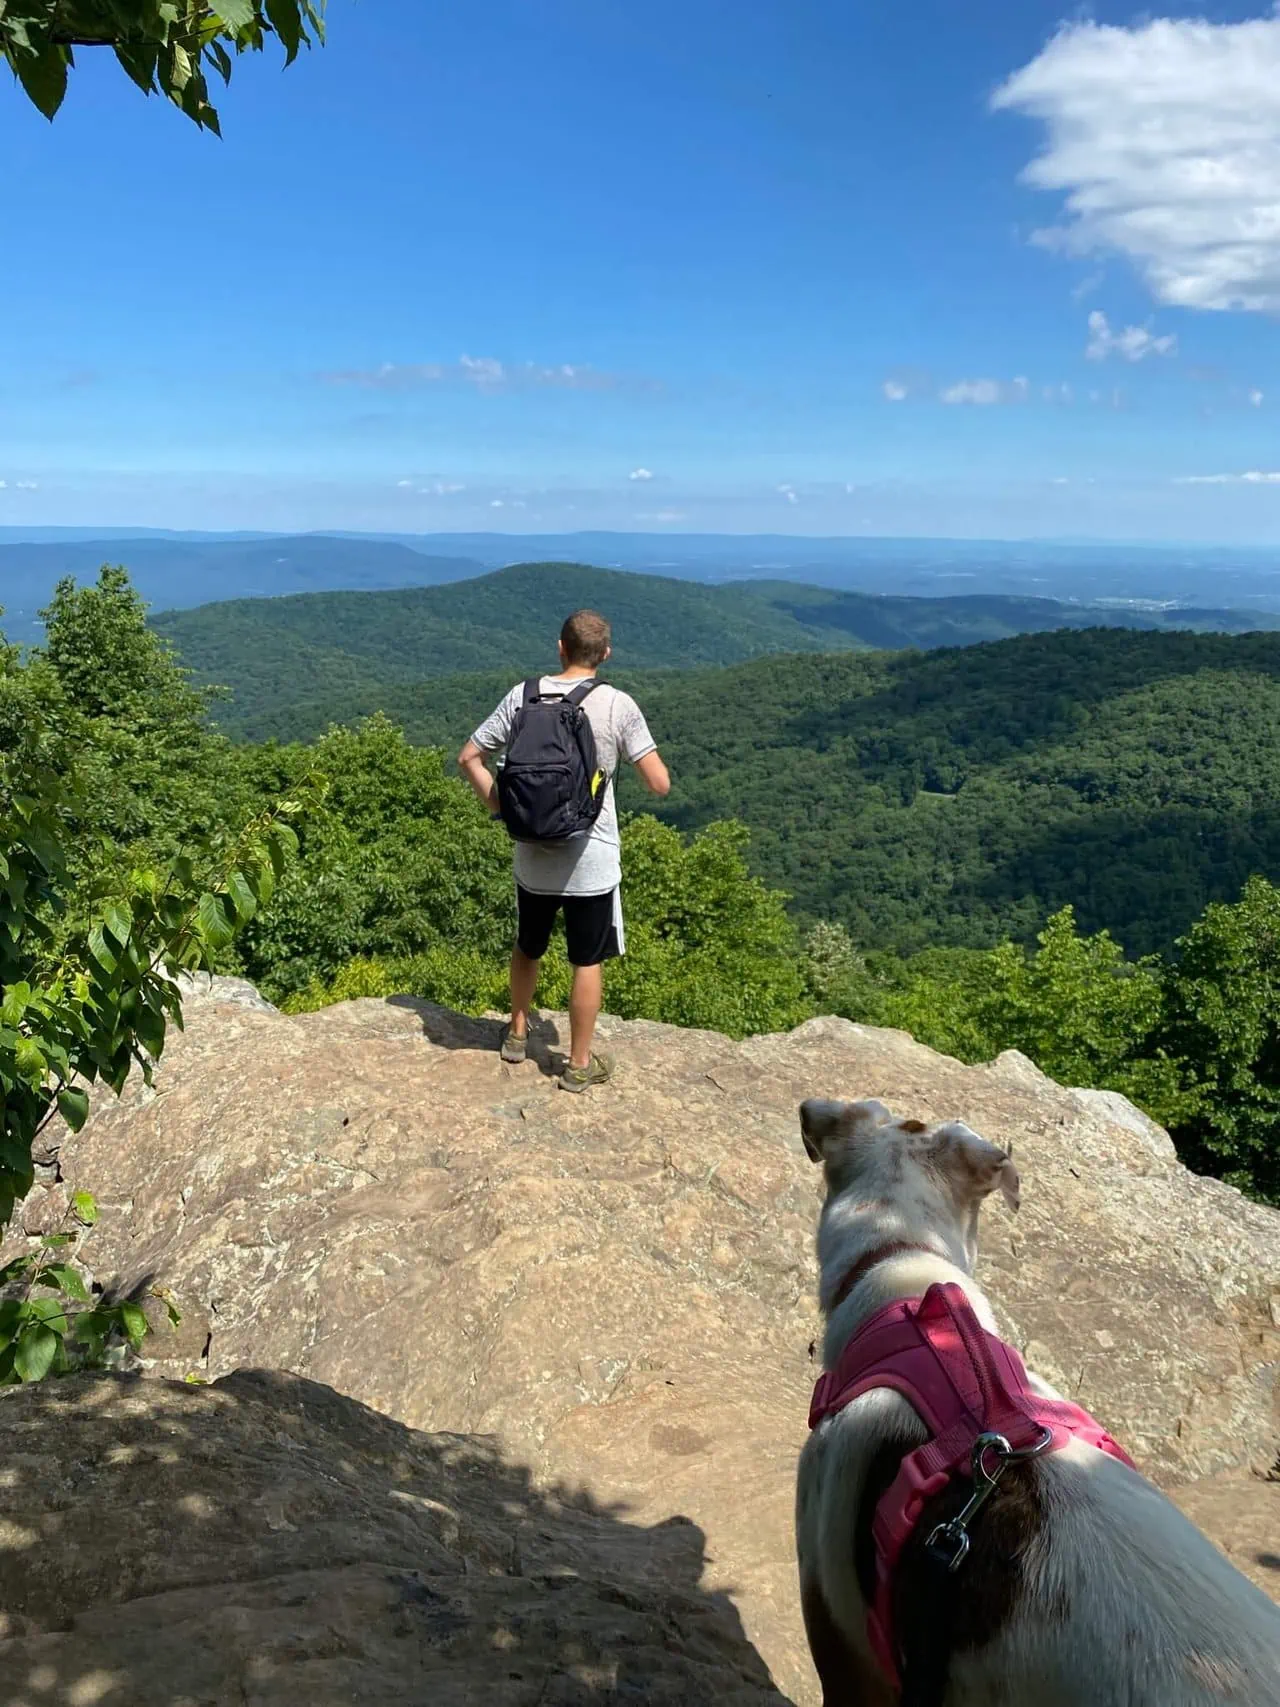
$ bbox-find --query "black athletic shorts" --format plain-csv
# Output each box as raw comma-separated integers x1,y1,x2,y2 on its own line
516,885,621,967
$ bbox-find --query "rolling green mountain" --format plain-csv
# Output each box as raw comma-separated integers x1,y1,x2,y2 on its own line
229,630,1280,959
151,560,1280,742
151,587,1280,962
633,629,1280,958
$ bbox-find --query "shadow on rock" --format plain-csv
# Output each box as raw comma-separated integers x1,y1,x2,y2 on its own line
0,1368,793,1706
387,996,566,1078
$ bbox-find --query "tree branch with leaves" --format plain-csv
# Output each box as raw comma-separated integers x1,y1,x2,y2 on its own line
1,1,325,129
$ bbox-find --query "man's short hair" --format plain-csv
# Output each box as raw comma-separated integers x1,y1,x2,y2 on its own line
561,609,611,668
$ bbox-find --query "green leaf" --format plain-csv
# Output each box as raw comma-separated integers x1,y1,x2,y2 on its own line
57,1085,90,1132
213,0,256,30
28,1297,71,1331
133,1000,166,1060
38,1264,89,1302
87,923,118,974
12,40,69,121
225,868,258,923
14,1036,46,1084
114,40,160,94
70,1308,110,1349
101,900,133,948
119,1301,148,1350
195,891,235,950
71,1190,99,1226
264,0,302,61
14,1324,59,1383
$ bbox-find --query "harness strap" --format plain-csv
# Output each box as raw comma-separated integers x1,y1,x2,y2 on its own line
808,1281,1136,1691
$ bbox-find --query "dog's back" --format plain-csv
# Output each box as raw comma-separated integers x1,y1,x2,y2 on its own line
945,1442,1280,1705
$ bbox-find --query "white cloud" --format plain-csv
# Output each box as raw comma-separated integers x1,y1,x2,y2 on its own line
1250,388,1265,407
940,379,1004,406
777,483,799,504
15,481,37,491
0,481,7,490
324,356,631,392
882,380,909,402
993,17,1280,312
396,479,414,488
490,499,505,508
636,509,686,522
1175,470,1280,485
629,467,654,481
1085,310,1177,363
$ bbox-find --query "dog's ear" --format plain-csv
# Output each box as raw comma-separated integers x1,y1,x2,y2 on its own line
799,1098,893,1164
931,1121,1020,1211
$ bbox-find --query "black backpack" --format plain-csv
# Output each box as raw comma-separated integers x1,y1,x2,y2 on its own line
496,678,607,844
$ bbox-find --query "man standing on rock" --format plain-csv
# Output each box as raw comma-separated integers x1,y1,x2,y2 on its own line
458,609,670,1092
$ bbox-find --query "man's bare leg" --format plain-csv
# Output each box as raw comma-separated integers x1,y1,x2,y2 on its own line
509,947,539,1041
568,962,603,1068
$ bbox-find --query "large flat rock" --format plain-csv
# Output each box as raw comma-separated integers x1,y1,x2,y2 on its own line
9,989,1279,1704
0,1370,787,1706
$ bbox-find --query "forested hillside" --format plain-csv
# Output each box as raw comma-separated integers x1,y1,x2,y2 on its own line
7,568,1280,1203
152,560,1280,742
198,627,1280,962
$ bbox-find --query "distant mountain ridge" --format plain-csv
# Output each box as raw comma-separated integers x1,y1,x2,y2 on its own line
146,559,1280,743
5,528,1280,646
0,535,484,645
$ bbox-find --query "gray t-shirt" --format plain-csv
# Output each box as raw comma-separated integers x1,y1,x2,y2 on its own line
471,676,657,896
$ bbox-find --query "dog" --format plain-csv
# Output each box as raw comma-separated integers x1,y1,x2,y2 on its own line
794,1097,1280,1707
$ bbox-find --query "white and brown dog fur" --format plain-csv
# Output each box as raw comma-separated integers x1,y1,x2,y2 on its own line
795,1097,1280,1707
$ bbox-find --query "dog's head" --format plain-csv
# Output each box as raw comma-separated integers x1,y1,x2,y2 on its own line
799,1098,1019,1269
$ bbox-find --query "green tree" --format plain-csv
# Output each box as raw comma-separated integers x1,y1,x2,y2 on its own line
0,594,322,1380
236,716,513,999
2,0,324,129
813,909,1195,1135
1160,875,1280,1203
36,568,257,934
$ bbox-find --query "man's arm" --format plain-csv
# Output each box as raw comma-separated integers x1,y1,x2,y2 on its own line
634,750,671,797
458,738,499,813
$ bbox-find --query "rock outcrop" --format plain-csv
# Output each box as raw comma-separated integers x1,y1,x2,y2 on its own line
0,1370,785,1706
4,983,1279,1705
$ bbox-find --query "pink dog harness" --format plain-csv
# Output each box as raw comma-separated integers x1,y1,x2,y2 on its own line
809,1277,1135,1688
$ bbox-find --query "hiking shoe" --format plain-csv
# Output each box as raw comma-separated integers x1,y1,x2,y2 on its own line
500,1028,528,1064
558,1052,614,1094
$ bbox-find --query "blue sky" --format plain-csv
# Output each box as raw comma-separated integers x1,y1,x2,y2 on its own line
4,1,1280,541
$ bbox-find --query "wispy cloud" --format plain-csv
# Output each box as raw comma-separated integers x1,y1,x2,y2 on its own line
1085,311,1176,363
882,380,909,402
1250,388,1265,407
629,467,654,481
323,356,638,392
636,509,686,523
940,377,1029,406
396,478,466,495
777,483,800,505
994,17,1280,312
1174,471,1280,485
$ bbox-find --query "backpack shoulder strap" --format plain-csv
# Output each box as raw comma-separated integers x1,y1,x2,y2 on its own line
566,678,604,707
521,677,542,708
